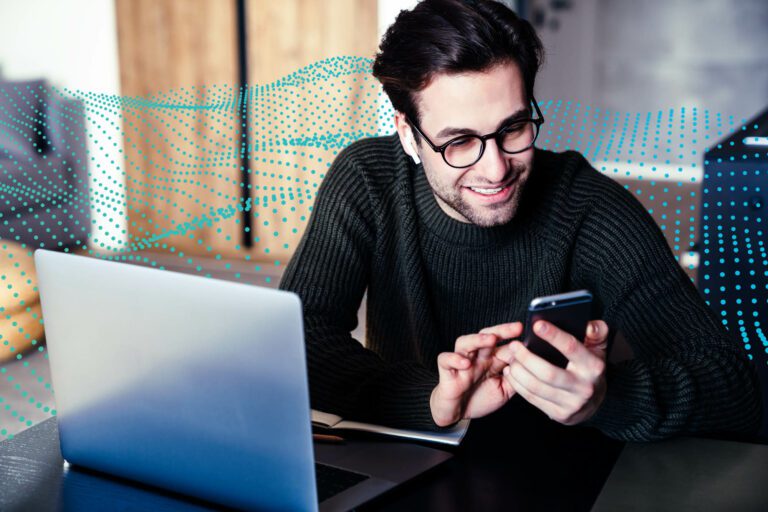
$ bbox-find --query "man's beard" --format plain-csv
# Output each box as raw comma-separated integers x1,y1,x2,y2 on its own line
429,160,530,228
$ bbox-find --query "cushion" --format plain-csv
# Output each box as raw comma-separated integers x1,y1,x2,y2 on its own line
0,241,43,362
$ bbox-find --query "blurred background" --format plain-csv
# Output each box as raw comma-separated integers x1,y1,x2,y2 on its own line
0,0,765,438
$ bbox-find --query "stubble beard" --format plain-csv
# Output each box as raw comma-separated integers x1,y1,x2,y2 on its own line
429,160,530,228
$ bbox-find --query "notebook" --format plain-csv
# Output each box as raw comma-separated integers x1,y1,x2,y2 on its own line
312,409,469,446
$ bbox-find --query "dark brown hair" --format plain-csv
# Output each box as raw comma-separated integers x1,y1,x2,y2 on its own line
371,0,544,127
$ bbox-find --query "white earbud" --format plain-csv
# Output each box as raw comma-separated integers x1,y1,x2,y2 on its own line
406,130,421,165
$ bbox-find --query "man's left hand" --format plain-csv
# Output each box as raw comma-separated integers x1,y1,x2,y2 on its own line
500,320,609,425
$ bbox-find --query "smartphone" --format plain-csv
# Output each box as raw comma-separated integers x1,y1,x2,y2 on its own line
523,290,593,368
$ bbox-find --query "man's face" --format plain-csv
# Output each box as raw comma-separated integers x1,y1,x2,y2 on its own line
396,62,534,227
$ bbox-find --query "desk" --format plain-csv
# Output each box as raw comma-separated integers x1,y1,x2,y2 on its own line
592,435,768,511
1,401,766,511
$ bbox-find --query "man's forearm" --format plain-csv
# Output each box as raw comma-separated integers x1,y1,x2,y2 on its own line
301,318,440,429
583,347,761,441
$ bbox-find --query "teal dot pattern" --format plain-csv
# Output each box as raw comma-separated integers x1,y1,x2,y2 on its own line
0,58,766,438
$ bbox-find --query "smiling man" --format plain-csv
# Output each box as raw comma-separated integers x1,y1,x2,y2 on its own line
279,0,761,441
400,62,535,228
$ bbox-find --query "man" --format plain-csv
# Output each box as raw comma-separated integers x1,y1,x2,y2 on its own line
279,0,761,441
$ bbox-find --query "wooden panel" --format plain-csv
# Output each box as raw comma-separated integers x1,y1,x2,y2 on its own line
115,0,243,258
245,0,378,264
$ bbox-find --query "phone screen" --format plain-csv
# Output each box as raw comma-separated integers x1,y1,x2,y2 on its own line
523,290,593,368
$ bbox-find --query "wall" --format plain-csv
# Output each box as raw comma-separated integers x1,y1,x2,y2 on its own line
535,0,768,117
0,0,126,250
532,0,768,275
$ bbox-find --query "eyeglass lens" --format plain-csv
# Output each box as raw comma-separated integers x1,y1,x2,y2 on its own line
443,121,538,167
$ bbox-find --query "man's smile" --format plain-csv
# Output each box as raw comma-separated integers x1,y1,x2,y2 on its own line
462,173,522,204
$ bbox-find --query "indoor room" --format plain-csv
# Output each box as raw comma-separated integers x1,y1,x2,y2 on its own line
0,1,766,510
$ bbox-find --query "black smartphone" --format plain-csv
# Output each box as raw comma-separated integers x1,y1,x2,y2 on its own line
523,290,593,368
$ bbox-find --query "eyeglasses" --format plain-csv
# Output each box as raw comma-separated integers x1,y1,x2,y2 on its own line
407,99,545,169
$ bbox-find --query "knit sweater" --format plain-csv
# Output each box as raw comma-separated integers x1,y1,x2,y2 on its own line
279,134,761,442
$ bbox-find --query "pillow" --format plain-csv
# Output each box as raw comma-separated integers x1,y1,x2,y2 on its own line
0,80,47,161
0,241,43,362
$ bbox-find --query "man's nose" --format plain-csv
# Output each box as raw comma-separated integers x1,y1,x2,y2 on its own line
475,138,508,184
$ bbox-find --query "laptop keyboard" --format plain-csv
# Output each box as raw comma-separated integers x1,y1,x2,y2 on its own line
315,462,370,502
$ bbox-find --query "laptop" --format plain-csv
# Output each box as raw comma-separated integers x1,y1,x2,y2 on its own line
34,250,452,511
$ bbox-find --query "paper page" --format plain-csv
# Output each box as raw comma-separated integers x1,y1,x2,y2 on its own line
333,418,470,446
311,409,344,428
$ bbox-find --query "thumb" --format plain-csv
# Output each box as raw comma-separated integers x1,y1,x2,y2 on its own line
584,320,609,351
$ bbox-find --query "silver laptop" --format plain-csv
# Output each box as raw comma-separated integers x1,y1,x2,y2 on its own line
34,249,452,511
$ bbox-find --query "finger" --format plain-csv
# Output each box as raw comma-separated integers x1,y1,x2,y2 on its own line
481,322,524,370
573,320,609,380
491,347,515,375
494,333,525,364
509,341,576,391
503,364,569,421
584,320,609,350
454,333,497,357
532,320,592,367
437,352,471,372
436,352,471,383
479,321,524,340
493,338,524,374
499,372,517,398
504,359,573,407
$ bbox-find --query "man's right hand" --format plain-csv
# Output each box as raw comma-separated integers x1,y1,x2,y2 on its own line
430,322,523,426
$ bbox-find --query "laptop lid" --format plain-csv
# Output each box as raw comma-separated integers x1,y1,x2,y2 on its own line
35,249,318,510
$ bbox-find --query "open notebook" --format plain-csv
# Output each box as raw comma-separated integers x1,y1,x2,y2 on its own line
312,410,470,446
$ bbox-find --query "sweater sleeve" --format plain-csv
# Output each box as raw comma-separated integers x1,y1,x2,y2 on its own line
279,144,440,429
572,172,762,441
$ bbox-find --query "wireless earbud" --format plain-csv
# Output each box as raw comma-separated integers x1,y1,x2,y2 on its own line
406,130,421,165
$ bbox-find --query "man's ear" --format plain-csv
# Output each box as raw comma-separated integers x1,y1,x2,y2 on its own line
394,112,421,165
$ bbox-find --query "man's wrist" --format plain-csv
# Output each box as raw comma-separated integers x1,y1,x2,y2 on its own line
430,386,460,427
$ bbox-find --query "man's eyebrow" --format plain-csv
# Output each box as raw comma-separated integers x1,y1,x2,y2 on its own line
434,107,531,139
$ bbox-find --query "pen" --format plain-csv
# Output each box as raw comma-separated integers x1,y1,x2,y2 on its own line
313,433,346,444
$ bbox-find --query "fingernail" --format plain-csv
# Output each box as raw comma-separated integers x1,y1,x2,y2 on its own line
536,321,548,334
591,323,599,335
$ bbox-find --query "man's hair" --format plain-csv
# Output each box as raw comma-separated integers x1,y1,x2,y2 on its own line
371,0,544,127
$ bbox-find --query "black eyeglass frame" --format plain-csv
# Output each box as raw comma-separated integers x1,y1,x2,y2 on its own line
406,98,545,169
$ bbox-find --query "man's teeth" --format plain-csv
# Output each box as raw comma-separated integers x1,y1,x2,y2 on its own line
470,186,504,195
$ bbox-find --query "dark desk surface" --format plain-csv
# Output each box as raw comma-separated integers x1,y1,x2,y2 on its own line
592,435,768,512
0,401,621,512
1,401,766,511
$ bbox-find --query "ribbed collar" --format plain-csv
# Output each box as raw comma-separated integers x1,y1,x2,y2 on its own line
411,151,549,248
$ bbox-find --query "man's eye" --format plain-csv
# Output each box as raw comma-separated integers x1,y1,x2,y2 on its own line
449,137,472,147
502,123,526,133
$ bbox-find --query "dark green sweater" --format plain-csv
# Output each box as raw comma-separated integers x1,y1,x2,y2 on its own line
279,134,761,441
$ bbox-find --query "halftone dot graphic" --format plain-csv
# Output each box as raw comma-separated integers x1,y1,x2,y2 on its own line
1,59,766,438
535,99,767,365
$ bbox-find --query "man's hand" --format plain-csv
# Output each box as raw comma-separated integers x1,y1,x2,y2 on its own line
430,322,522,427
501,320,609,425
